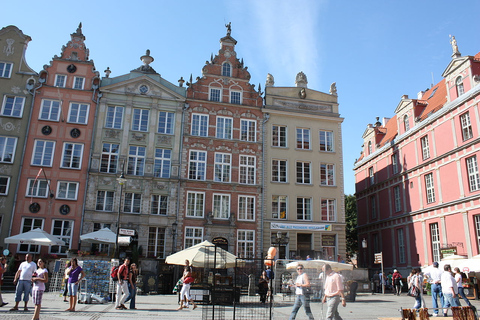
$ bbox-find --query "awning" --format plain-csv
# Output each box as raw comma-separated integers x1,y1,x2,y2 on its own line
118,236,132,246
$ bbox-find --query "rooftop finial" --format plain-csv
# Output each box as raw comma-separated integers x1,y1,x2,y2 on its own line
449,35,461,58
77,23,82,34
225,22,231,36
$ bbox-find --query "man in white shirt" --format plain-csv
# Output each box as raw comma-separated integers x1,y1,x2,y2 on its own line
441,264,459,317
10,254,37,311
424,261,443,317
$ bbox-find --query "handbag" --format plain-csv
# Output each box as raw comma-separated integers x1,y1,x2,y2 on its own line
303,286,313,297
407,285,419,297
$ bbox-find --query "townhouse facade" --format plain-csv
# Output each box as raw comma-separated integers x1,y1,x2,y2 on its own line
354,43,480,273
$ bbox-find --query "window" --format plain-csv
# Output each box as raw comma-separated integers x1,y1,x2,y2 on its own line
54,74,66,87
368,141,372,155
92,223,111,253
272,125,287,147
460,112,473,141
153,149,171,178
0,62,12,78
151,195,168,215
369,167,374,185
73,77,85,90
296,161,311,184
421,136,430,160
123,193,141,213
105,106,124,129
394,186,401,212
297,197,312,220
132,109,149,132
319,130,334,152
397,228,406,264
185,227,203,248
272,159,287,182
456,76,465,96
0,136,16,163
371,195,376,219
39,99,61,121
238,195,255,221
157,111,174,134
61,143,83,169
18,218,44,253
68,103,89,124
213,194,230,219
1,96,25,117
222,63,231,77
466,156,480,192
272,195,287,219
26,179,49,198
100,143,119,173
216,116,232,139
430,223,441,262
320,163,335,186
392,153,399,174
240,119,256,142
147,227,165,258
322,235,337,260
56,181,78,200
239,155,255,184
403,114,410,131
188,150,206,180
32,140,55,166
230,90,242,104
186,192,204,217
296,128,310,150
191,114,208,137
209,88,221,102
321,199,336,222
96,191,114,211
214,153,231,182
0,176,9,195
475,215,480,253
237,230,254,258
425,173,436,203
127,146,146,176
50,220,73,254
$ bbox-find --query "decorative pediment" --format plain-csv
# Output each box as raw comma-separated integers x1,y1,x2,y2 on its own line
394,97,414,115
442,56,470,78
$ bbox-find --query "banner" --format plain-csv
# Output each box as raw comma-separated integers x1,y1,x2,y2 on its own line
271,222,332,231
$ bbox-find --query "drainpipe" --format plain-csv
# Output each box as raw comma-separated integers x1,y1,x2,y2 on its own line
261,113,270,258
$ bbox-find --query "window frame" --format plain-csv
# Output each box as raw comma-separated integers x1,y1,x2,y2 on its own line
96,190,114,211
39,99,61,121
404,114,410,131
296,128,311,150
147,227,166,259
100,143,119,173
272,195,287,219
123,192,142,214
0,176,10,195
430,223,441,262
105,106,124,129
18,218,44,253
151,194,168,215
213,193,230,219
320,163,335,186
1,95,25,117
321,198,336,222
319,130,334,152
296,197,312,221
272,125,287,148
186,192,205,218
131,108,150,132
0,62,13,78
0,136,17,163
209,87,221,102
216,116,233,139
466,156,480,192
32,140,55,167
272,159,287,183
185,226,203,248
73,76,85,90
54,74,67,88
188,150,207,180
61,142,84,169
460,112,473,141
26,179,49,198
239,155,255,184
296,161,311,184
157,111,175,135
230,90,242,105
222,62,231,77
392,153,399,175
56,181,79,200
397,228,406,264
67,102,89,124
49,219,73,254
214,152,231,183
127,146,146,176
237,229,255,258
456,76,465,96
421,136,430,160
154,148,171,178
394,185,401,212
240,119,256,142
425,173,436,203
238,195,255,221
191,113,209,137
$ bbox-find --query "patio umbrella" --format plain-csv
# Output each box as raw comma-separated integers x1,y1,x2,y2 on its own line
286,260,353,272
440,254,467,270
165,240,242,268
80,227,116,244
5,228,65,246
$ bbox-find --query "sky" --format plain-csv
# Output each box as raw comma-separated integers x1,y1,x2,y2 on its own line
4,0,480,195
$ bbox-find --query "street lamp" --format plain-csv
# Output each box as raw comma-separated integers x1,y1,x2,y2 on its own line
362,238,367,268
271,231,289,259
115,172,127,259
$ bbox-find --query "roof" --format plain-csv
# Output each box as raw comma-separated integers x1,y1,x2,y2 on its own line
379,115,398,146
417,79,447,121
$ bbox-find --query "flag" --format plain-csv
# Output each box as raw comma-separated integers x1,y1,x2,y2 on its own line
30,168,43,204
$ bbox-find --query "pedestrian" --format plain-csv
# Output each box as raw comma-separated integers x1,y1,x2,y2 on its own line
63,261,71,302
266,265,275,298
65,258,85,312
408,268,422,311
115,257,130,310
125,262,138,309
258,270,269,303
387,272,393,292
31,258,48,320
306,255,312,260
441,264,460,317
177,259,197,310
322,263,346,320
392,269,402,295
289,264,314,320
454,267,472,307
424,261,443,316
0,256,7,307
373,271,380,293
10,253,37,311
416,268,427,308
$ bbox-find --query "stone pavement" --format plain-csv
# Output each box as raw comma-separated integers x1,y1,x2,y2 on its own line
0,291,478,319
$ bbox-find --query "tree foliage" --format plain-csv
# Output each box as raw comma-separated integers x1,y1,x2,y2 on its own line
345,194,358,265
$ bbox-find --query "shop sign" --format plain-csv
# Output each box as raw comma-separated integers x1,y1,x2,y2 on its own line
119,228,135,236
271,222,332,231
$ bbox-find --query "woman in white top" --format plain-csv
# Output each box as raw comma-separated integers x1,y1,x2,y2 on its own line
31,259,48,320
289,264,314,320
454,267,472,307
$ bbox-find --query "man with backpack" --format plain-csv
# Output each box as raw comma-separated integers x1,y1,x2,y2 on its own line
115,258,130,310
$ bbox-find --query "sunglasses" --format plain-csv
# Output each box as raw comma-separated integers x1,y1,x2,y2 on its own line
297,268,303,270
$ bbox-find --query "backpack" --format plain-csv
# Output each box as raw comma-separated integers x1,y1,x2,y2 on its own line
111,266,119,281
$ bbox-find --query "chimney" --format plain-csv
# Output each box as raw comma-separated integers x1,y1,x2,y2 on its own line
417,91,425,99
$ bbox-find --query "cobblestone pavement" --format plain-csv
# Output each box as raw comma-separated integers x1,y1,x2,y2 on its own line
0,291,478,319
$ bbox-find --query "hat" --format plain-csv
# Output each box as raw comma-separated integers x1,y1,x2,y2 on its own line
394,269,398,272
433,262,439,267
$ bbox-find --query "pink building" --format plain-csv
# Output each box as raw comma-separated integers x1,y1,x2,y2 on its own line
354,44,480,274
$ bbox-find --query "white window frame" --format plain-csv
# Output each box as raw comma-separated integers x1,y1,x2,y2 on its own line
147,227,166,259
222,62,231,77
54,74,66,88
154,149,171,178
239,155,255,184
105,106,124,129
191,113,209,137
186,192,204,218
131,108,149,132
0,62,13,78
237,229,255,259
240,119,256,142
421,136,430,160
188,150,206,180
185,227,203,248
216,116,233,139
425,173,436,203
214,152,231,183
404,114,410,131
319,130,334,152
474,215,480,254
73,76,85,90
56,181,79,200
456,76,465,96
18,218,44,253
26,179,49,198
296,128,311,150
296,197,312,220
0,136,17,163
213,193,230,219
392,153,399,174
394,186,401,212
157,111,175,135
369,167,374,185
397,228,406,264
230,90,242,105
296,161,311,184
272,195,287,219
49,219,73,254
238,195,255,221
123,192,142,214
272,159,287,182
127,146,146,176
321,199,336,222
68,102,89,124
460,112,473,141
151,195,168,215
32,140,55,167
430,223,441,262
61,142,84,169
1,95,25,117
96,190,114,211
100,143,119,173
209,87,221,102
320,163,335,186
39,99,61,121
272,125,287,147
0,176,9,195
466,156,480,192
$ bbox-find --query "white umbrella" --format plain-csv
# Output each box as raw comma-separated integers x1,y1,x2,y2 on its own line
5,228,65,246
165,240,243,268
80,227,116,244
440,255,467,270
286,260,353,272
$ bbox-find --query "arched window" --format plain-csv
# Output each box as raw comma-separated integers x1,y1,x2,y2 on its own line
403,114,410,131
222,63,231,77
368,141,372,155
456,76,464,97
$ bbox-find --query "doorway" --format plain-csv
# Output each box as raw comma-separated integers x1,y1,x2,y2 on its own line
297,233,312,260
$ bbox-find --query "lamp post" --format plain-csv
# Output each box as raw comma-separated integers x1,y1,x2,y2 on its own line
171,222,178,254
271,231,289,259
115,172,127,259
362,238,367,268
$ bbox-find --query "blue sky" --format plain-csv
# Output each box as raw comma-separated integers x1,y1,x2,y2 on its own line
4,0,480,195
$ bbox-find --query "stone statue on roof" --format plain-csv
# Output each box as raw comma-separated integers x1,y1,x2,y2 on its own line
330,82,337,96
295,71,308,88
450,35,460,55
265,73,274,87
225,22,231,36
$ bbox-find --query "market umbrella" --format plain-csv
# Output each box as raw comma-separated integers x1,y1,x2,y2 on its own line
440,254,467,269
165,240,243,268
286,260,353,272
5,228,65,246
80,227,116,244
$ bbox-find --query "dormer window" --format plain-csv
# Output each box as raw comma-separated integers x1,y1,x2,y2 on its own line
456,76,464,97
403,114,410,131
368,141,372,155
222,63,231,77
